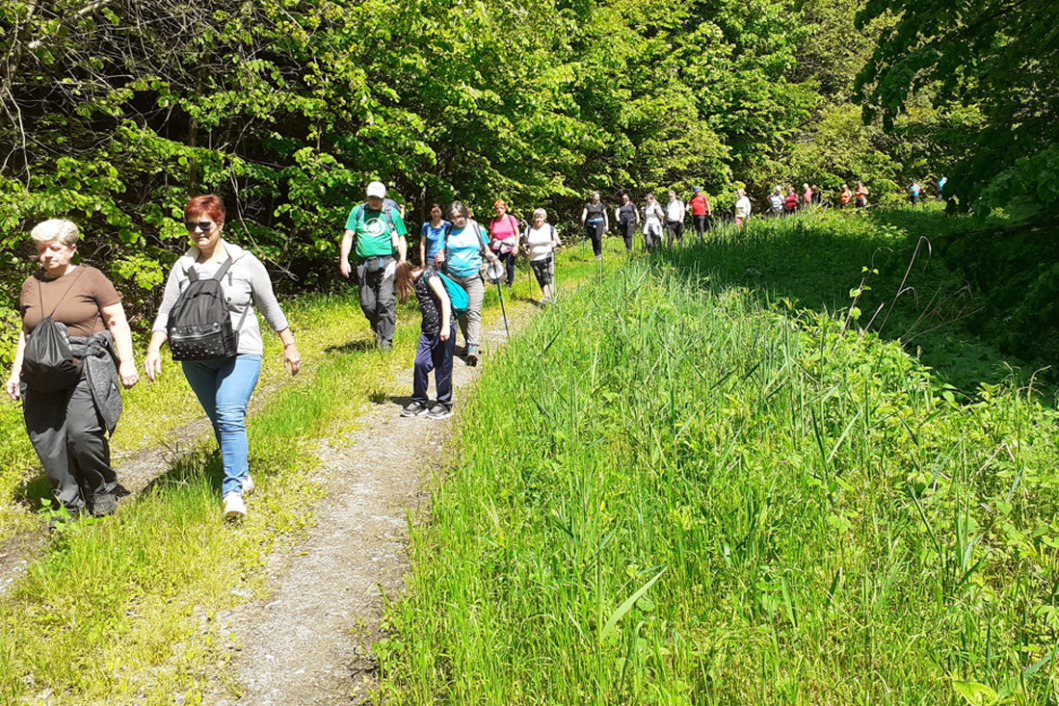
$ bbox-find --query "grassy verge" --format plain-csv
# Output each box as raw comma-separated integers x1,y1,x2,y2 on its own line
657,206,1056,399
0,294,361,540
0,241,601,703
378,225,1059,703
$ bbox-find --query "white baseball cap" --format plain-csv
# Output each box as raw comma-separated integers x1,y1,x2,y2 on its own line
366,181,386,199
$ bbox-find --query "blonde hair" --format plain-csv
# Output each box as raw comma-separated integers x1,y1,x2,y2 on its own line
31,219,79,247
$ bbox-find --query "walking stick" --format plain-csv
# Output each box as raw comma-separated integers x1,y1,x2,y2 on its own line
486,260,511,339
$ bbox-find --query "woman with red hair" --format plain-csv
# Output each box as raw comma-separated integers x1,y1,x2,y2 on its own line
489,200,520,289
144,194,300,519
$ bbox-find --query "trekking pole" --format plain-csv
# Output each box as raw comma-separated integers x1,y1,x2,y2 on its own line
496,280,510,339
486,260,511,339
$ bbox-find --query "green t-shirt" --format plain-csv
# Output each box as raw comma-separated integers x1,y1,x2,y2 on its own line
344,204,408,259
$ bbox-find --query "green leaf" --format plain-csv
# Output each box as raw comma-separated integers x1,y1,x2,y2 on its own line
598,567,666,644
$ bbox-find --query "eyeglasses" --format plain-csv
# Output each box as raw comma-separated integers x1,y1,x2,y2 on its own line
184,221,213,232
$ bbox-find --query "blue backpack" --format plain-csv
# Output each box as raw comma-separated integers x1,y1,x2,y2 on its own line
432,271,469,315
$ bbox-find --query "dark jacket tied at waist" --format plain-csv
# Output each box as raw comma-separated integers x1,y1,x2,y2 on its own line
69,331,123,435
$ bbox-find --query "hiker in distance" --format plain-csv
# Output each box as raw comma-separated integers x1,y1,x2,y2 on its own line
144,195,301,520
768,186,784,216
339,181,409,351
664,190,686,247
522,208,563,303
420,203,449,271
395,262,456,420
435,200,499,367
489,200,520,289
614,192,638,253
689,186,713,239
580,191,608,261
855,181,870,208
5,219,138,527
641,193,665,250
734,189,752,230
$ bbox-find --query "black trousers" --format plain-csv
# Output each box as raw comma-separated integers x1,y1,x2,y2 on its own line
693,214,711,239
496,249,517,286
619,220,636,251
665,220,685,247
585,220,605,257
23,376,117,513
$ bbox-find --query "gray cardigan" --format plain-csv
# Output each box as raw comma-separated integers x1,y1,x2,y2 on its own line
151,241,289,356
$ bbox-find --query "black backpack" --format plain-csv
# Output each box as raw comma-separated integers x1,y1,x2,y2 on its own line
21,269,87,392
167,258,248,361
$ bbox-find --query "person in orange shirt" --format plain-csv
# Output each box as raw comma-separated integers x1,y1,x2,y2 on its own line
855,181,869,208
840,184,852,207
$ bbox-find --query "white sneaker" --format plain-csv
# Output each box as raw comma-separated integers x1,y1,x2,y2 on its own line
223,492,246,519
241,475,255,494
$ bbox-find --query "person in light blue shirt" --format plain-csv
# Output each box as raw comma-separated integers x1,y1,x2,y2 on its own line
419,203,450,270
436,201,498,367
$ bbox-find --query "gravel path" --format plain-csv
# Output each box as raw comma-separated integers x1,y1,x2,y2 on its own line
209,306,533,705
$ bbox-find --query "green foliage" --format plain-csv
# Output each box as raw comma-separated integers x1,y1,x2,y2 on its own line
380,250,1059,702
0,0,823,344
856,0,1059,216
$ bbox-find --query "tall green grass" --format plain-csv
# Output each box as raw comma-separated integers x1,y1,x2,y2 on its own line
0,240,604,703
379,251,1059,703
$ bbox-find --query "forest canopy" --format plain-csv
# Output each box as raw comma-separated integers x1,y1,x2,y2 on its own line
0,0,1055,342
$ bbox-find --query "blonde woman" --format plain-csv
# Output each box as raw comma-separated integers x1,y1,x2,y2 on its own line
522,208,562,303
5,219,138,525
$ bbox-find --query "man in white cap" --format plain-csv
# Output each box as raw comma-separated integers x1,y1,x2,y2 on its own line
339,181,409,350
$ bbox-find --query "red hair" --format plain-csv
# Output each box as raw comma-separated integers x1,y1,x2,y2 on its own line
493,199,507,211
185,194,226,226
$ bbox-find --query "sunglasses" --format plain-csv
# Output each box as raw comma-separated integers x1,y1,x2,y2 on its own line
184,221,213,232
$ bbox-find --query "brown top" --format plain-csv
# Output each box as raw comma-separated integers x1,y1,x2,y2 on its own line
20,266,121,338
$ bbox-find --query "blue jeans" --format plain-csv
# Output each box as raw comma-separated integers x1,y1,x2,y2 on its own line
182,355,262,497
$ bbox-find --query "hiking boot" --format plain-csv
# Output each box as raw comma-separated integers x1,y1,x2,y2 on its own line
426,403,453,420
90,493,118,517
401,400,429,417
595,254,603,261
466,345,479,367
242,475,255,495
223,492,247,519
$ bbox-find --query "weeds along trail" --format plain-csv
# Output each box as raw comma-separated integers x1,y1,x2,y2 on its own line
379,222,1059,704
0,295,369,594
0,245,604,703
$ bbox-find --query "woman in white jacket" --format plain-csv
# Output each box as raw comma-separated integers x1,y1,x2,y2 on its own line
734,189,752,230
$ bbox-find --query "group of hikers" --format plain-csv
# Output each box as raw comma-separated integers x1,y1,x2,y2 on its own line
578,180,887,255
6,172,934,527
4,183,565,525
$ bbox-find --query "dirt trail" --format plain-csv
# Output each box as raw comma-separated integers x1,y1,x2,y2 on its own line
209,305,533,705
0,379,283,596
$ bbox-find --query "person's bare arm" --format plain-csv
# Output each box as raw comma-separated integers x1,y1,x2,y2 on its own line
5,330,27,400
100,302,139,388
428,276,452,340
340,229,356,278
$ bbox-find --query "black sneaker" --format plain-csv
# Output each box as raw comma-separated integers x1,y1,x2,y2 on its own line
90,493,118,517
426,403,453,420
466,345,479,367
401,400,429,417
